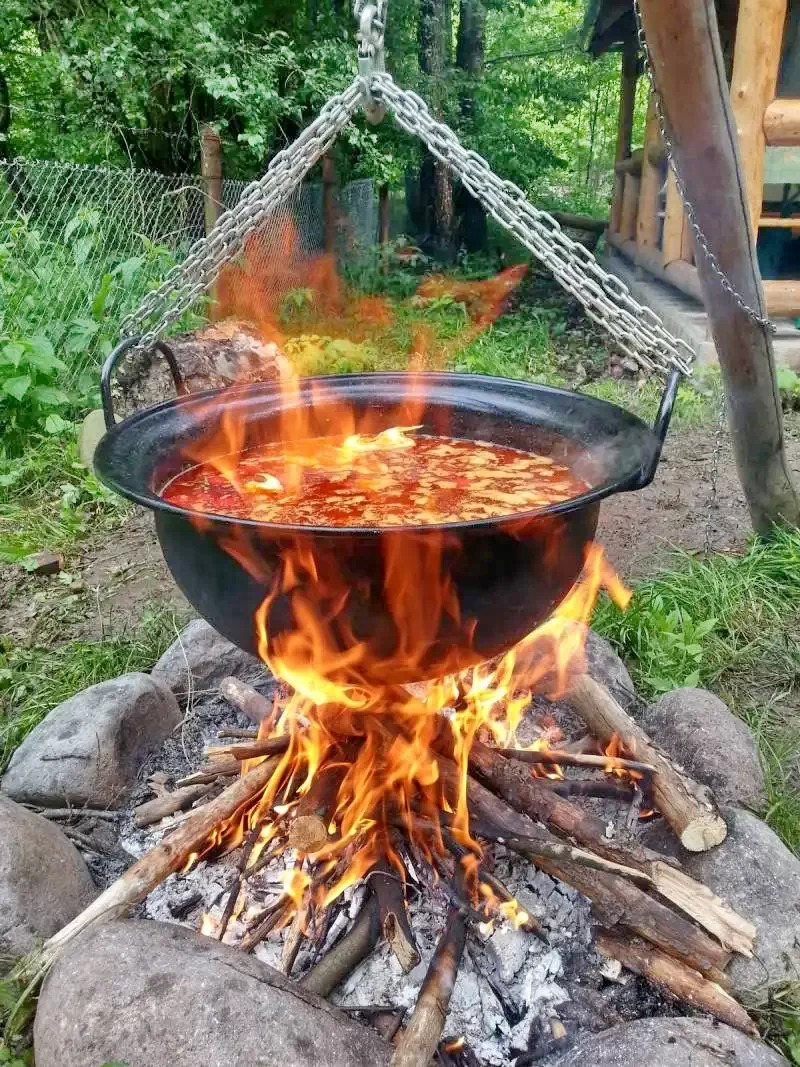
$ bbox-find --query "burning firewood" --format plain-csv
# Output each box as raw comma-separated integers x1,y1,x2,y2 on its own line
496,747,655,776
300,893,382,997
565,675,728,851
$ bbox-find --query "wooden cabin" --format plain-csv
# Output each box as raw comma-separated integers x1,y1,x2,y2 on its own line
589,0,800,324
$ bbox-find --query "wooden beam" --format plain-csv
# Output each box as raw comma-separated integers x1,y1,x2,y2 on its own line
638,0,800,533
759,216,800,228
637,95,663,250
662,171,692,266
729,0,788,234
762,279,800,317
618,173,640,241
764,98,800,146
611,43,638,232
614,149,643,177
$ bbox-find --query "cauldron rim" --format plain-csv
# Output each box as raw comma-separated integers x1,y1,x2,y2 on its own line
93,370,660,536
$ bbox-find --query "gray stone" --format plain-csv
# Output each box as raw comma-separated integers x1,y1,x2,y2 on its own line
679,808,800,995
643,688,766,807
34,920,391,1067
584,630,637,710
1,673,180,808
151,618,264,697
550,1016,788,1066
0,797,97,959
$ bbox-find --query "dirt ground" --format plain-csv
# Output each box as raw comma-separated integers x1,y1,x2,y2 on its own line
3,410,799,649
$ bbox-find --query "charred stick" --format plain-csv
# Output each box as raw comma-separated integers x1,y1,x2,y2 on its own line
40,755,283,966
565,675,727,851
134,783,212,828
219,676,276,726
218,825,263,940
206,736,291,762
217,727,259,740
371,859,421,972
541,781,636,802
300,893,382,998
239,898,290,953
279,894,310,976
176,760,240,787
22,806,118,822
391,906,467,1067
595,930,757,1035
458,766,732,979
497,748,655,776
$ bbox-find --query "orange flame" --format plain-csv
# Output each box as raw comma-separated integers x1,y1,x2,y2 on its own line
169,225,631,922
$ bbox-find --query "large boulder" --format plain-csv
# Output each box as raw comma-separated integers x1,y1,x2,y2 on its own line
550,1016,788,1066
0,797,97,959
151,619,265,698
643,688,765,808
34,920,391,1067
1,673,180,808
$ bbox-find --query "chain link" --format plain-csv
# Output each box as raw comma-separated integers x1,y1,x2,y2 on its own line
120,70,696,377
632,0,776,335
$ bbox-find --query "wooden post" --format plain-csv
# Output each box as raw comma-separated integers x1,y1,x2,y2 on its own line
638,0,800,533
619,174,641,242
636,94,663,251
322,153,338,254
729,0,788,235
662,171,692,266
200,125,223,236
611,43,638,233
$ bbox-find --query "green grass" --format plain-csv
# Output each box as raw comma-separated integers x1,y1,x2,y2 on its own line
0,429,130,563
0,607,185,771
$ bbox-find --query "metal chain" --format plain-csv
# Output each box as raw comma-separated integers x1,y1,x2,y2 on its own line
120,79,364,352
120,68,696,376
372,73,694,376
632,0,776,335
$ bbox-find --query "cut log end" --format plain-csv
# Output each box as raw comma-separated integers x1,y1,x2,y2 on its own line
680,812,728,852
288,814,329,854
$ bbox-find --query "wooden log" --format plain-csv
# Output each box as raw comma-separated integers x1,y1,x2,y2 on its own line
300,894,381,998
390,907,467,1067
133,783,211,828
729,0,788,233
564,675,727,852
40,756,282,965
764,97,800,146
611,44,639,233
176,759,240,787
614,148,643,176
662,170,692,266
618,173,640,241
200,125,222,235
762,278,800,316
219,676,276,725
606,229,705,303
287,759,347,854
462,771,731,979
551,211,608,234
495,747,655,776
206,736,291,762
639,0,800,533
372,859,421,972
636,94,663,250
595,930,757,1034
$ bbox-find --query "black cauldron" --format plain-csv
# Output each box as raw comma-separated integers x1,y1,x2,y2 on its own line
94,339,678,683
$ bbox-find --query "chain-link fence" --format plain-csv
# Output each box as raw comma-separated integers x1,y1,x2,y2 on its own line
0,156,377,343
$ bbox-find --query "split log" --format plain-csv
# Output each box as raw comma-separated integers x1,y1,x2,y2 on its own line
564,675,727,851
460,768,732,979
300,894,381,998
219,676,276,725
206,736,291,762
497,747,655,775
133,783,211,828
286,758,348,854
372,859,421,972
595,930,757,1035
391,907,467,1067
40,756,282,966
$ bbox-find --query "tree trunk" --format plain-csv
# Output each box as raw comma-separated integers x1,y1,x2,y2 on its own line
418,0,455,258
455,0,488,253
638,0,800,534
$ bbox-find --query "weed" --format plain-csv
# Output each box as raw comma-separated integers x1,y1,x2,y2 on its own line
0,606,185,770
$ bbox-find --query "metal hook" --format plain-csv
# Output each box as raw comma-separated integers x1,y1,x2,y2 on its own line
354,0,387,124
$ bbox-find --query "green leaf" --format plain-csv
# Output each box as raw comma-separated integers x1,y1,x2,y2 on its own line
1,375,31,401
1,343,24,368
92,273,114,321
113,256,144,289
28,334,54,360
72,235,94,267
30,385,70,406
44,413,72,434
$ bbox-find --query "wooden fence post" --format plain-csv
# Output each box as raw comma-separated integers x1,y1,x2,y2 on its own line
200,125,223,236
638,0,800,534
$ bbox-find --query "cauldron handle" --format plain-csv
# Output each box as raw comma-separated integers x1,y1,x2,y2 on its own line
627,366,682,490
100,336,186,430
